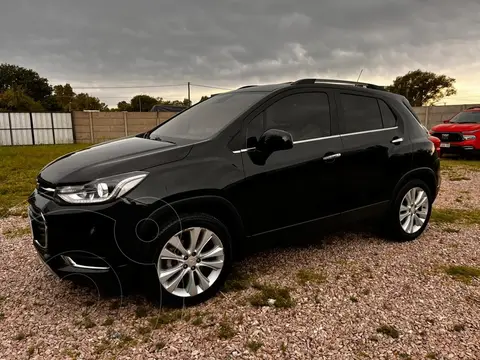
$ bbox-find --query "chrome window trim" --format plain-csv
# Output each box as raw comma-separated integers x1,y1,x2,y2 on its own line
340,126,398,137
294,134,340,144
231,126,399,154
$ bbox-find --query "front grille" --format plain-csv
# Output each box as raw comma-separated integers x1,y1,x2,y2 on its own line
29,207,48,248
431,132,464,142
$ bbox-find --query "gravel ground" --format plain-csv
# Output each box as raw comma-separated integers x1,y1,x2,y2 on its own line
1,166,479,360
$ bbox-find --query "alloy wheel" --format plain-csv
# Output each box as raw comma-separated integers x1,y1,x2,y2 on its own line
157,227,225,297
399,187,429,234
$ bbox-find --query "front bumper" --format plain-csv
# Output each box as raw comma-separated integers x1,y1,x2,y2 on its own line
439,140,480,156
28,190,160,278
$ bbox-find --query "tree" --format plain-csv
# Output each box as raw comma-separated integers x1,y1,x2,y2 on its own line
387,70,457,106
117,100,132,112
53,83,76,111
0,63,53,104
40,95,63,111
0,88,44,111
130,94,159,112
71,93,108,111
198,95,210,103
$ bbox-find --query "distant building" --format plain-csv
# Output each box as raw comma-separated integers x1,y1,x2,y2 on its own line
150,105,186,112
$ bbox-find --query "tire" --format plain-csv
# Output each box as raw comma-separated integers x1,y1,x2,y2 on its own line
145,212,233,307
386,179,432,242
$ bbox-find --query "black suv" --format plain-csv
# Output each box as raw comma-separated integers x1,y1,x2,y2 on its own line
29,79,441,305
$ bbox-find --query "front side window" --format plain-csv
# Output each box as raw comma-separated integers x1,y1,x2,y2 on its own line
340,94,383,133
450,111,480,124
148,91,268,141
247,92,331,143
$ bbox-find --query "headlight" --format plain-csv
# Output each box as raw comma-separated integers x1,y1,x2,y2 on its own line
463,134,476,140
56,171,148,204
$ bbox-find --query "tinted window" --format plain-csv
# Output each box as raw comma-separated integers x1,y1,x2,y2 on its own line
246,113,265,147
252,92,331,141
450,111,480,124
148,91,268,141
340,94,383,133
378,99,397,128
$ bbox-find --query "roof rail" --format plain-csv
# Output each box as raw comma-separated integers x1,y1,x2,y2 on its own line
292,78,386,91
237,85,258,89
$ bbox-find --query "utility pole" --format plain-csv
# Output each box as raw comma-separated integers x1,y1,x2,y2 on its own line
187,82,191,107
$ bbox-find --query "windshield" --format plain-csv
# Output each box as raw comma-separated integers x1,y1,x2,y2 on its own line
148,91,269,141
450,111,480,124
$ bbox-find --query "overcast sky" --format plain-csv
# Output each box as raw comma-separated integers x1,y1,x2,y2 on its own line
1,0,479,106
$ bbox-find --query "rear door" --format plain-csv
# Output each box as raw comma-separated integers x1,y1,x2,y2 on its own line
335,91,411,219
237,88,344,236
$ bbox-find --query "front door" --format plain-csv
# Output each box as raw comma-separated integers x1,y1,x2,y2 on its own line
239,89,344,236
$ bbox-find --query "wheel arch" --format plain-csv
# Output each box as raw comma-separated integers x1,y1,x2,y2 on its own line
144,190,246,255
392,167,438,202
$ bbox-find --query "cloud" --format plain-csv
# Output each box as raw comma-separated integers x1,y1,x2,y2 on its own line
0,0,479,105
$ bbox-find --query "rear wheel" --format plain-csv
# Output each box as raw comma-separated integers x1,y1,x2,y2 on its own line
147,213,232,306
386,179,432,241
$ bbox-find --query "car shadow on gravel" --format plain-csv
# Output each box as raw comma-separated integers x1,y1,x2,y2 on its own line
240,220,381,258
60,221,381,306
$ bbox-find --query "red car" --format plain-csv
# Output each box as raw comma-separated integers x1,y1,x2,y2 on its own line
429,107,480,157
428,135,441,155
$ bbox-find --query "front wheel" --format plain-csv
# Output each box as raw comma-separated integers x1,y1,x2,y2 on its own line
147,213,232,307
386,179,432,242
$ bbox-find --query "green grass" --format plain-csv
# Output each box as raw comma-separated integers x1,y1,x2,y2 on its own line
148,309,191,329
442,227,460,233
0,144,90,217
431,208,480,225
248,283,294,308
222,268,253,292
217,321,236,339
441,159,480,171
135,305,149,318
449,175,471,181
246,340,263,352
3,226,31,239
444,265,480,284
296,269,326,285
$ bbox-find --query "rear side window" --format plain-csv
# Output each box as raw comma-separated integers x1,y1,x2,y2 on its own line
247,92,331,142
378,99,397,128
340,94,383,133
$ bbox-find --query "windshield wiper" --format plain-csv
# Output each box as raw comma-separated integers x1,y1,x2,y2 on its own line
150,136,176,144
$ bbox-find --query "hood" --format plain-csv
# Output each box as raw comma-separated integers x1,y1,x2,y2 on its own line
38,136,193,185
431,123,480,133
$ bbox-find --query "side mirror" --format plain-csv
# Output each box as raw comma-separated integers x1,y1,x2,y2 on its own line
443,118,451,123
256,129,293,153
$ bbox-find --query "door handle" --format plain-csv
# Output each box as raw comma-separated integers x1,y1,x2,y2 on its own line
391,137,403,144
323,153,341,161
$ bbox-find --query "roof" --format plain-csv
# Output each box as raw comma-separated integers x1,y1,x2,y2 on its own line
232,78,396,98
465,106,480,112
150,105,186,112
